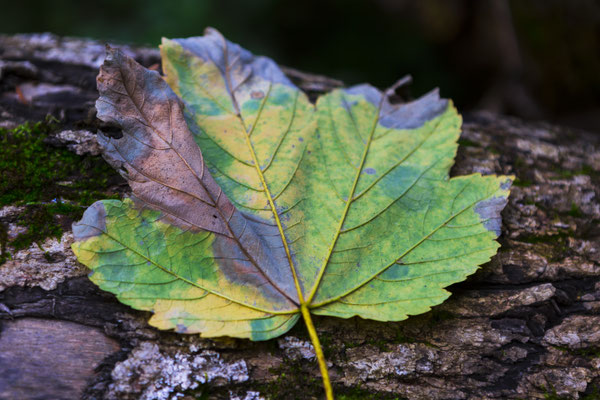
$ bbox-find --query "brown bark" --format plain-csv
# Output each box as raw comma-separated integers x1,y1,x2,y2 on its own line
0,33,599,400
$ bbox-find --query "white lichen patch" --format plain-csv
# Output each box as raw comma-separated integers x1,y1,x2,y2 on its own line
343,344,436,382
108,342,249,400
0,205,25,219
0,231,86,292
278,336,316,360
54,129,101,156
543,315,600,349
229,391,265,400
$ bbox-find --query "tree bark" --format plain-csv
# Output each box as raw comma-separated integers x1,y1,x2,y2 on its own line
0,33,599,400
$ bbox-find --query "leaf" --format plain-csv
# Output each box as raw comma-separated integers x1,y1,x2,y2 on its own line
72,28,512,397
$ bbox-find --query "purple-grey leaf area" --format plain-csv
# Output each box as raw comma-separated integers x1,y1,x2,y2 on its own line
72,201,106,241
473,179,512,237
345,85,448,129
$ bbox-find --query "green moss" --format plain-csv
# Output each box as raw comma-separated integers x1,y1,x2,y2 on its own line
366,337,389,352
11,205,64,252
567,203,584,218
457,138,480,148
583,386,600,400
181,383,211,399
574,348,600,358
319,332,335,359
553,345,600,359
514,157,528,169
428,309,455,324
544,385,600,400
487,146,500,155
0,119,120,206
393,332,416,344
513,178,533,187
543,389,563,400
550,164,600,180
0,120,122,263
338,386,404,400
259,364,321,399
519,230,571,261
0,222,8,265
519,230,572,245
511,157,534,187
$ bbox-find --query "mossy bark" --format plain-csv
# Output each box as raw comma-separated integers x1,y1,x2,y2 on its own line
1,33,599,400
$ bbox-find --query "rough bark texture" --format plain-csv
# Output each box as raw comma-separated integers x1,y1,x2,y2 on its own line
1,34,599,400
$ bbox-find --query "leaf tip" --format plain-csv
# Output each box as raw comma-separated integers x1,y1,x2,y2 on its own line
203,26,222,38
103,44,120,62
385,74,413,96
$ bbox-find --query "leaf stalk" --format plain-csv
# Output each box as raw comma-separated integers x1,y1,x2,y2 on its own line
301,304,334,400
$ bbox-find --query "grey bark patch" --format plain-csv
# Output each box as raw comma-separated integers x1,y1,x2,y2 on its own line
0,318,119,400
0,32,159,69
474,196,509,237
344,84,448,129
542,315,600,349
72,200,107,240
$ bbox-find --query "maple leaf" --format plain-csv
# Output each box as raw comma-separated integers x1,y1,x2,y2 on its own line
72,28,512,399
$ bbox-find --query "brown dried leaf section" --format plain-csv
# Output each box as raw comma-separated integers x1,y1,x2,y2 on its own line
95,47,236,236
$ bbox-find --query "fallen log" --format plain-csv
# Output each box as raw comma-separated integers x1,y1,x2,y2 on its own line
0,33,599,400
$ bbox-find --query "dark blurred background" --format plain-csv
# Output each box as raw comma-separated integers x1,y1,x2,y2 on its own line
2,0,599,132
